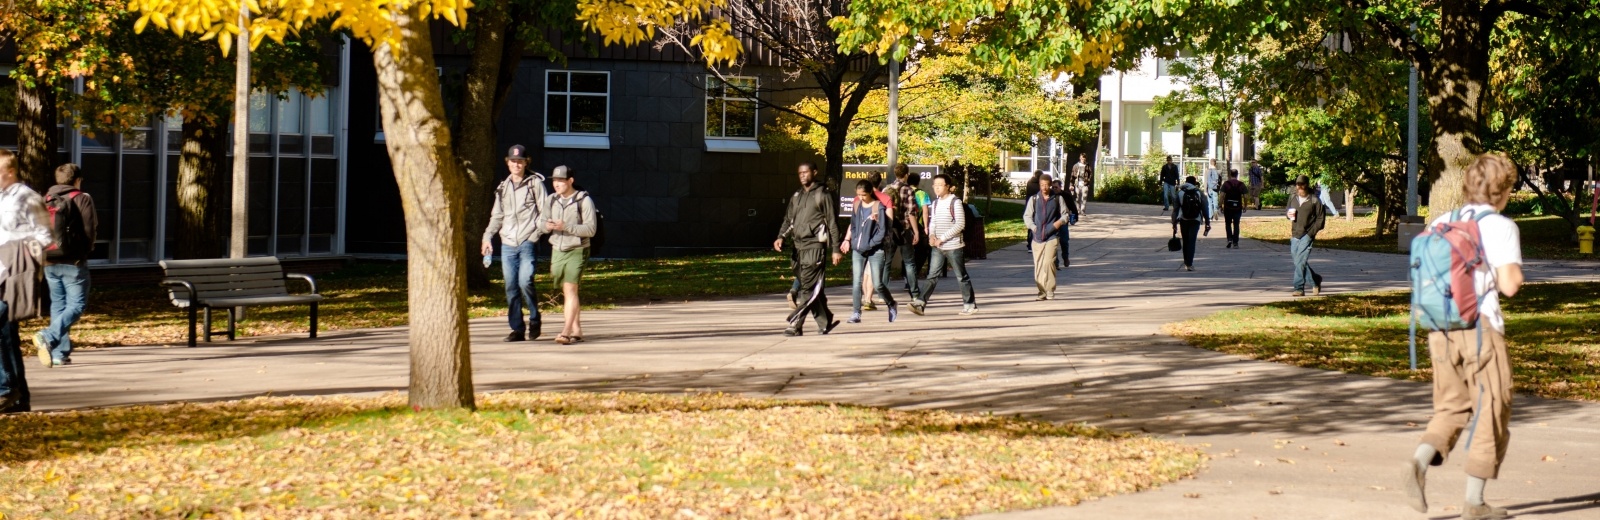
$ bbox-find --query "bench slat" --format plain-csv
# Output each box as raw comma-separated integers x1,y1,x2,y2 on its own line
163,265,284,278
197,294,323,307
192,287,293,300
168,273,284,287
161,257,284,269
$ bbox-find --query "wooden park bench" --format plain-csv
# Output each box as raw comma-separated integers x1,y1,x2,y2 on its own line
159,257,323,347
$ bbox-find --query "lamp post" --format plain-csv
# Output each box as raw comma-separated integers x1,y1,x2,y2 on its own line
230,2,251,259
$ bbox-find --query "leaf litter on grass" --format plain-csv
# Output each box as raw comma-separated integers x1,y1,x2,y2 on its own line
0,391,1202,519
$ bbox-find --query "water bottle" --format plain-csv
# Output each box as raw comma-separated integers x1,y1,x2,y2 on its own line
483,253,493,268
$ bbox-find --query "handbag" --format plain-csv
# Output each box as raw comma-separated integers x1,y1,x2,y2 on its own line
1167,236,1182,252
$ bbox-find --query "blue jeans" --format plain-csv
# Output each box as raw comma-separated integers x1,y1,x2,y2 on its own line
0,301,27,411
923,247,975,306
502,240,542,334
896,243,921,301
851,249,896,312
1162,184,1178,209
40,263,89,360
1291,235,1319,291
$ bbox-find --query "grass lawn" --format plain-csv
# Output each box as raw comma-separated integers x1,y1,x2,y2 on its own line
1240,212,1597,261
40,201,1025,349
1165,282,1600,402
0,391,1203,518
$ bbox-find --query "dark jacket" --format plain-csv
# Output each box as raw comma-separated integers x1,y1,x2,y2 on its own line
1160,163,1181,186
778,183,841,251
1219,178,1248,210
0,241,45,321
1170,183,1212,224
848,201,889,255
44,184,98,265
1291,190,1327,239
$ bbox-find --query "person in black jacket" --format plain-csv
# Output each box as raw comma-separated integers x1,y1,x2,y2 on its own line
773,162,842,336
1159,156,1181,212
1288,175,1327,296
1170,176,1212,271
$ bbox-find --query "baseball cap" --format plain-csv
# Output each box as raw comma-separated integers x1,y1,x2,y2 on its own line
506,145,528,161
551,165,573,179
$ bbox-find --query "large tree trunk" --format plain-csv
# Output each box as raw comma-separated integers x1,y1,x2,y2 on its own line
15,81,58,189
1423,0,1492,217
374,5,475,411
823,118,848,190
173,117,228,259
456,0,513,290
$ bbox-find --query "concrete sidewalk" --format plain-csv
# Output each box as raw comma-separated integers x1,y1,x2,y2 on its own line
25,202,1600,519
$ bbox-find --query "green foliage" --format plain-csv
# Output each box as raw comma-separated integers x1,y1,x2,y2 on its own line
1092,143,1165,204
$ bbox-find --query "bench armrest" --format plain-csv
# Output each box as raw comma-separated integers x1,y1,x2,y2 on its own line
160,279,197,304
285,273,319,295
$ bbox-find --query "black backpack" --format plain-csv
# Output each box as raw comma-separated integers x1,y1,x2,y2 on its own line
44,190,89,260
1180,189,1204,220
574,193,604,256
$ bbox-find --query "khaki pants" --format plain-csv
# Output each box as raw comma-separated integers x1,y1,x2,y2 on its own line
1031,237,1058,298
1421,327,1513,479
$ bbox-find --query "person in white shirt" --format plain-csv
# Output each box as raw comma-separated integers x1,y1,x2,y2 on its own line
1204,159,1221,216
0,150,52,413
1402,153,1525,520
912,174,976,316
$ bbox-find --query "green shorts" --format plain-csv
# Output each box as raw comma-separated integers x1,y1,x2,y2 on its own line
551,247,587,286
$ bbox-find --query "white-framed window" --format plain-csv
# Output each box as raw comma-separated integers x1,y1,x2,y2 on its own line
705,75,760,153
544,70,610,149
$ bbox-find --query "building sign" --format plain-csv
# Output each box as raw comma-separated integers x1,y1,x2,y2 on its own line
838,164,939,217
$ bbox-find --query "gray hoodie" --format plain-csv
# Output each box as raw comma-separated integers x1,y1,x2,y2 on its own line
482,173,549,247
545,191,598,252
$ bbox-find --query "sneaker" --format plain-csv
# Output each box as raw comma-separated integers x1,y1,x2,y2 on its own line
960,304,977,316
819,320,840,335
847,312,862,324
1313,274,1324,295
888,304,898,323
1461,503,1510,520
503,331,526,342
52,358,70,367
784,327,803,337
1036,295,1047,301
1401,460,1427,513
910,300,925,316
786,292,799,310
1291,290,1305,297
862,301,877,311
1185,265,1194,272
34,331,52,368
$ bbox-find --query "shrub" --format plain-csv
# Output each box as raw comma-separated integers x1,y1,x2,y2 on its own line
1259,187,1288,208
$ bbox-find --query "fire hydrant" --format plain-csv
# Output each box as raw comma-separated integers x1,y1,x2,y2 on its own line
1580,225,1596,255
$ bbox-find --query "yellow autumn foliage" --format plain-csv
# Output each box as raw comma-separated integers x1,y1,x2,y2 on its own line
128,0,474,54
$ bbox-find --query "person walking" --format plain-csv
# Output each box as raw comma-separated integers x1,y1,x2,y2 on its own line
480,145,548,342
841,180,898,324
1247,160,1266,210
856,171,894,311
887,164,924,304
1071,153,1089,215
1401,153,1524,520
912,174,976,315
1160,156,1181,212
1024,174,1070,300
774,162,842,336
1053,176,1079,269
1169,175,1212,271
0,150,52,413
1204,158,1222,217
34,163,98,367
1023,170,1043,252
1219,169,1248,248
541,166,598,345
1288,175,1326,296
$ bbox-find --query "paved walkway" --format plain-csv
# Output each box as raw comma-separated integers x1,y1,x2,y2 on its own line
27,203,1600,519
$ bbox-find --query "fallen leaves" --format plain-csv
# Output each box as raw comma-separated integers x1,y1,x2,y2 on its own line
0,391,1204,519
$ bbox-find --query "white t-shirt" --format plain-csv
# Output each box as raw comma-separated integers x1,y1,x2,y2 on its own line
1428,204,1522,332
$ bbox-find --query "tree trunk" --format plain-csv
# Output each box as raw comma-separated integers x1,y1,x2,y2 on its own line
456,0,512,290
373,5,475,411
1423,0,1492,217
173,117,228,259
15,81,58,189
823,118,849,191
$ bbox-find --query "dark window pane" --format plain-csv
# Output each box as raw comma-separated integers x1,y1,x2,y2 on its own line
0,77,14,122
119,154,159,262
248,237,269,256
705,98,725,137
0,124,15,147
248,157,273,238
705,76,723,98
311,136,335,155
308,235,332,254
280,134,304,155
724,100,756,138
569,96,607,134
278,157,308,256
80,154,118,260
249,133,271,155
310,159,338,235
80,132,112,150
166,130,182,153
546,71,568,93
546,95,567,133
571,73,607,94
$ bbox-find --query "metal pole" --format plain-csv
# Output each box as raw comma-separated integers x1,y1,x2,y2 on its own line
230,2,251,258
887,44,900,171
1406,24,1420,217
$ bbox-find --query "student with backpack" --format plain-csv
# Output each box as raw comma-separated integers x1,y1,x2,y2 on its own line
1169,175,1211,271
841,180,898,324
1401,153,1524,520
480,145,548,342
1219,169,1248,248
1024,174,1070,300
35,163,97,368
543,166,598,345
887,164,924,303
855,171,895,311
1288,175,1326,295
912,174,976,316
